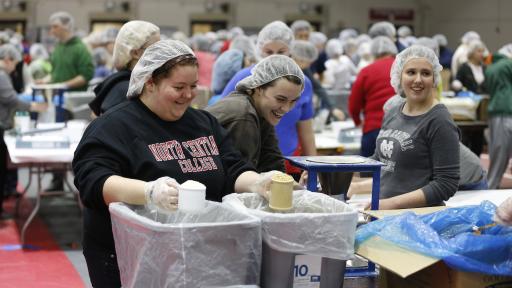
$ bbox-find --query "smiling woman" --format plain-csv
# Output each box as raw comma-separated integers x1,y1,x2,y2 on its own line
206,54,304,172
348,45,461,211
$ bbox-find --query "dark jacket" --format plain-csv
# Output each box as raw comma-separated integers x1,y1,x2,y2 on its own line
456,62,487,94
89,70,131,116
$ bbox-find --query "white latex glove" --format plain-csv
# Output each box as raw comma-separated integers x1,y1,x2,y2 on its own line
494,197,512,226
144,176,179,211
249,170,282,200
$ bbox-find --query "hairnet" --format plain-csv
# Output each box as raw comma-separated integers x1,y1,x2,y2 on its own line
415,37,440,57
357,42,372,57
127,40,195,99
191,34,210,51
356,34,372,46
216,29,229,41
291,40,318,62
49,11,75,31
368,21,396,39
339,28,358,41
325,39,343,59
432,34,448,47
211,49,244,95
29,43,49,60
290,20,312,34
309,32,327,46
235,54,304,92
101,28,118,43
0,44,22,62
461,31,480,45
467,40,487,58
229,26,245,39
230,35,257,62
390,45,443,95
171,31,190,47
397,26,412,38
93,47,110,66
370,36,398,57
256,21,294,56
498,43,512,58
113,20,160,70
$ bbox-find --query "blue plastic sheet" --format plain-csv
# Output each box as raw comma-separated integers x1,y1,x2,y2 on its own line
355,201,512,275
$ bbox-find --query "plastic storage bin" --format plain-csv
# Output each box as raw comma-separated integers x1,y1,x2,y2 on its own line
223,191,358,288
109,201,262,288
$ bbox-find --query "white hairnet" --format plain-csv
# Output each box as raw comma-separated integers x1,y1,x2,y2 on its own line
357,42,372,57
390,45,443,96
498,43,512,58
93,47,110,66
325,39,343,59
211,49,244,95
370,36,398,57
0,44,22,62
291,40,318,62
397,26,412,38
290,20,312,34
467,40,487,58
229,26,245,39
235,54,304,92
216,29,229,41
29,43,49,60
339,28,358,41
191,34,211,51
171,31,190,47
101,28,118,43
256,21,294,56
127,40,195,99
113,20,160,70
415,37,440,57
230,35,257,62
461,31,480,45
309,32,327,46
368,22,396,39
432,34,448,47
356,34,372,46
49,11,75,31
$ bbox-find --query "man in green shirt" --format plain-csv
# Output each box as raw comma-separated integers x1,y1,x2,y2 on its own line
45,11,94,191
48,11,94,91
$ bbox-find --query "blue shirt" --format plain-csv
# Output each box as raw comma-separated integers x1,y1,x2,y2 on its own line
220,66,314,156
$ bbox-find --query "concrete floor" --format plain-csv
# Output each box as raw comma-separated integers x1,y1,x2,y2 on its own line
15,167,378,288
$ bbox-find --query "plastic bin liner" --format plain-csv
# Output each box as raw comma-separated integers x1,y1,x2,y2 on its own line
223,190,358,260
109,201,262,288
355,201,512,275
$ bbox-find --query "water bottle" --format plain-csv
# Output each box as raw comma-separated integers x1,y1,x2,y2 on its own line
14,111,30,134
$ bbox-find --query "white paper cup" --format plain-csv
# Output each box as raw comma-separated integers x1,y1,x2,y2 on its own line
178,181,206,213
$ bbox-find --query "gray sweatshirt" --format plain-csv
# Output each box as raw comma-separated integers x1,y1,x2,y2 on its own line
372,102,460,205
0,69,30,130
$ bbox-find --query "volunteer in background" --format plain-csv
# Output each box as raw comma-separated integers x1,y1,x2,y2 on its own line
0,44,47,218
347,45,460,209
89,20,160,117
73,40,279,286
207,54,304,172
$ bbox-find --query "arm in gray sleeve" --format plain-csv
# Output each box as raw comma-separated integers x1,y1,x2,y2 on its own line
421,117,460,205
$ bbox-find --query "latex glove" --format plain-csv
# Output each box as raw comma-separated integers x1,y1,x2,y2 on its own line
144,176,179,211
494,197,512,226
249,170,282,200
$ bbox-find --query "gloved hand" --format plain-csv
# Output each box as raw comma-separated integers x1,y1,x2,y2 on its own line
144,176,179,211
494,196,512,226
249,170,282,200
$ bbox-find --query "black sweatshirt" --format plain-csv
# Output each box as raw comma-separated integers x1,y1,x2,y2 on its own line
73,98,255,251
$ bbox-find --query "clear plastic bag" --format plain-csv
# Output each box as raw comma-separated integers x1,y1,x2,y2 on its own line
109,201,262,288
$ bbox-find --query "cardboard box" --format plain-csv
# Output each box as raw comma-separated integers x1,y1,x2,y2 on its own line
356,207,512,288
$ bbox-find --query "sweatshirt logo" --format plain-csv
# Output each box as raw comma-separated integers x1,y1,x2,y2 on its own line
147,136,219,173
380,139,394,158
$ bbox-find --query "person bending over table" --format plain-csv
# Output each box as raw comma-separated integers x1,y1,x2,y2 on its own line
347,45,460,210
73,40,277,287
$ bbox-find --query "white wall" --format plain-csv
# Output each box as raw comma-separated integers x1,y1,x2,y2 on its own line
6,0,511,51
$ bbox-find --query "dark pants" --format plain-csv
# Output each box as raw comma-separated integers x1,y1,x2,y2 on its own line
361,129,380,157
83,247,121,287
0,129,6,215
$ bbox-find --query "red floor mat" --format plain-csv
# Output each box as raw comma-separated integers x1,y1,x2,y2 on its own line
0,212,85,287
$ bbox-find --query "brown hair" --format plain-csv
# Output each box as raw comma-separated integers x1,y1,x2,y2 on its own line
151,54,198,85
